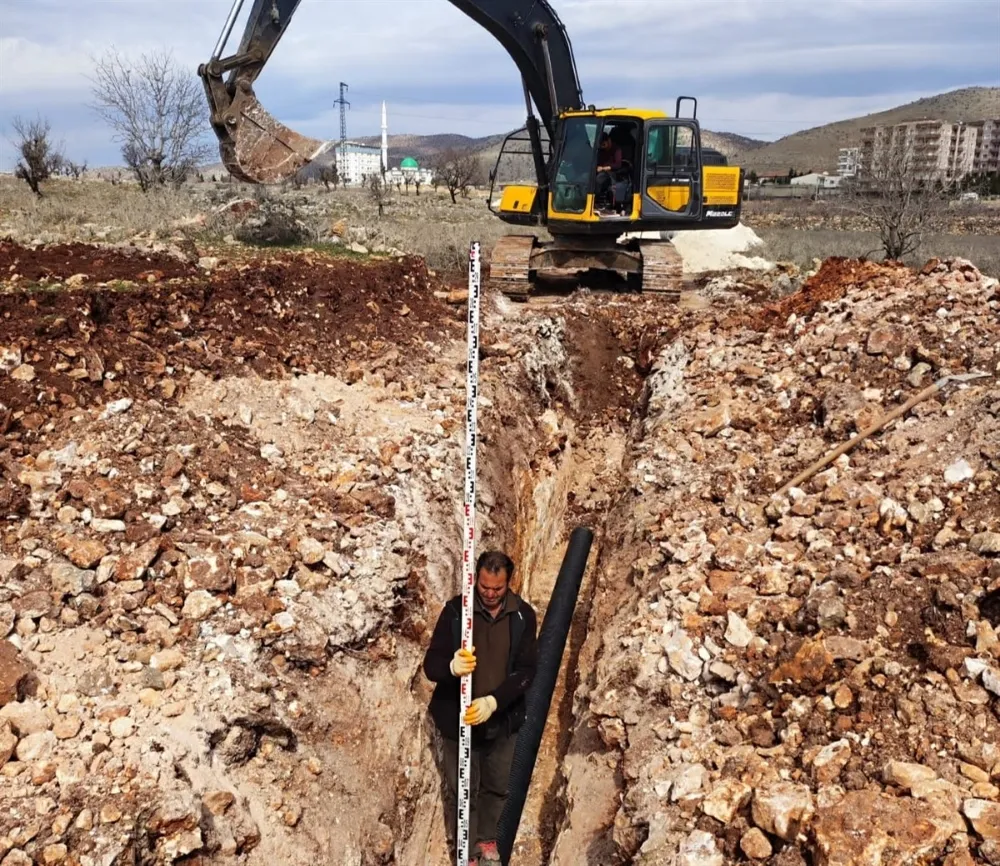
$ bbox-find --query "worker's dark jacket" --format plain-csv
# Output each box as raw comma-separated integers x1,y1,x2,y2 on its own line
423,589,537,744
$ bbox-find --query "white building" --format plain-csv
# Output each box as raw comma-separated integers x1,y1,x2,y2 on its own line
973,120,1000,175
386,156,434,188
790,172,843,189
336,142,383,186
838,147,859,177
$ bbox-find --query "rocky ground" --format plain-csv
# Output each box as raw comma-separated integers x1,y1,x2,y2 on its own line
552,256,1000,866
0,223,998,866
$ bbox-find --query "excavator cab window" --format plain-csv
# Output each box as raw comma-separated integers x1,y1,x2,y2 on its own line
640,120,703,221
551,117,599,214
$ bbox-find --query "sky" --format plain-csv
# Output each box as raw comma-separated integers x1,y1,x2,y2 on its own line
1,0,998,170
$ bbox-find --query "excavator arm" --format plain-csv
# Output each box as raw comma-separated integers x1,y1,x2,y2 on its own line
198,0,585,183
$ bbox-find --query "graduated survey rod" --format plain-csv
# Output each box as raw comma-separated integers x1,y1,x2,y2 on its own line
456,241,483,866
496,525,595,866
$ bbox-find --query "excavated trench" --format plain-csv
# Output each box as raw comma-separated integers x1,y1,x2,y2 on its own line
262,294,655,866
406,297,654,866
11,238,1000,866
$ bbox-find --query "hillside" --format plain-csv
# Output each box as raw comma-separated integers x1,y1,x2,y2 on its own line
354,132,508,166
191,124,764,179
742,86,1000,174
190,86,999,180
702,130,768,159
371,127,765,167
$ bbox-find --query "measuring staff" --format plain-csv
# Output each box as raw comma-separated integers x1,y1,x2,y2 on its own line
421,242,539,866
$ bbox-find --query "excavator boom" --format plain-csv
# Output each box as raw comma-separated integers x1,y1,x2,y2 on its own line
199,0,584,183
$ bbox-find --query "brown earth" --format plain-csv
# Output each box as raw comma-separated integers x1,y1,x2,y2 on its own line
0,240,199,284
0,244,460,424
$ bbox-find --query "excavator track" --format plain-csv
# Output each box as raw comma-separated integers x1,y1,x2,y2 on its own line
489,235,536,301
488,236,686,302
635,239,684,302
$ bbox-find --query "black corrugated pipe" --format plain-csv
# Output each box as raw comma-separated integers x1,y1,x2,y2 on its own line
496,525,594,865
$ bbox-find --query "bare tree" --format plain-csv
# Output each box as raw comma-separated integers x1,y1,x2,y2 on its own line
89,46,212,191
320,163,339,190
842,138,951,261
9,116,64,196
62,160,88,180
414,177,422,196
431,148,483,203
366,172,393,218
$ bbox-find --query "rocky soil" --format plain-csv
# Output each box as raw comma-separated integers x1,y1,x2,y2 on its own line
0,229,999,866
551,256,1000,865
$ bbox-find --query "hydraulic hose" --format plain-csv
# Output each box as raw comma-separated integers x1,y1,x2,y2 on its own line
496,525,594,865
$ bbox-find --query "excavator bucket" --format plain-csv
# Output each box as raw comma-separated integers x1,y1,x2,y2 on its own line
217,86,334,184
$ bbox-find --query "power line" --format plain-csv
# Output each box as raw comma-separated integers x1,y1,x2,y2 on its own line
333,82,350,145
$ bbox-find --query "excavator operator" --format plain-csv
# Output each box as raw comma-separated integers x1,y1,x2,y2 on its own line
595,132,623,203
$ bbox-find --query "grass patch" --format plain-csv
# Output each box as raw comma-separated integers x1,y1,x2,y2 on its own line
238,239,372,260
0,176,196,243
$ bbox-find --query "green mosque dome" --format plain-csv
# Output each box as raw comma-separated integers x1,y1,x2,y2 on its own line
400,157,419,169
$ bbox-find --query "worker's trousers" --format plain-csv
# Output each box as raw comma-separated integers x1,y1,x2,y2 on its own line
442,729,517,849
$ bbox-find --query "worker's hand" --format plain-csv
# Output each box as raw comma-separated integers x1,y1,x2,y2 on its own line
450,647,476,677
464,695,497,726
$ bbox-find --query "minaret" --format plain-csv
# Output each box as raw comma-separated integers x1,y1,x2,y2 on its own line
381,101,388,175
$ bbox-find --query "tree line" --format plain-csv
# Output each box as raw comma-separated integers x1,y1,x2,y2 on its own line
9,47,211,197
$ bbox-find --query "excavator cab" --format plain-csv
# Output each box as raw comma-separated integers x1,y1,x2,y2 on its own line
492,108,740,232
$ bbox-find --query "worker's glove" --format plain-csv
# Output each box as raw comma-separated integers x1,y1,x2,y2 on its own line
464,696,497,726
450,647,476,677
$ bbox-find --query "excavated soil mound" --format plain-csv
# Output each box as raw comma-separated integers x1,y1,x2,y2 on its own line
0,240,199,283
755,256,911,328
0,246,459,425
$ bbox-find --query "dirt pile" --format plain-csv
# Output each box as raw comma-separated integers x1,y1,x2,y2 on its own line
0,242,456,421
553,256,1000,865
667,225,775,275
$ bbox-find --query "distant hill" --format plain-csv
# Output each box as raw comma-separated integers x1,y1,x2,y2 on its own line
354,133,508,166
359,128,765,169
702,131,768,161
741,86,1000,175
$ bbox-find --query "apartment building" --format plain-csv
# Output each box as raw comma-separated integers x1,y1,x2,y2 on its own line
837,147,859,177
974,120,1000,174
858,119,1000,182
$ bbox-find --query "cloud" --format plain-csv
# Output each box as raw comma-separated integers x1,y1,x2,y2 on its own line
1,0,997,169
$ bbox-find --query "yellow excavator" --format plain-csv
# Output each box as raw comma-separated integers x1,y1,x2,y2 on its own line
198,0,745,300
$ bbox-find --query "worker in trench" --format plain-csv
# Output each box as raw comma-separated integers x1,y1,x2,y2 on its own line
423,551,539,865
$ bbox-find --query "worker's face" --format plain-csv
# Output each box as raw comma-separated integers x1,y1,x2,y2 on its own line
476,568,509,607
